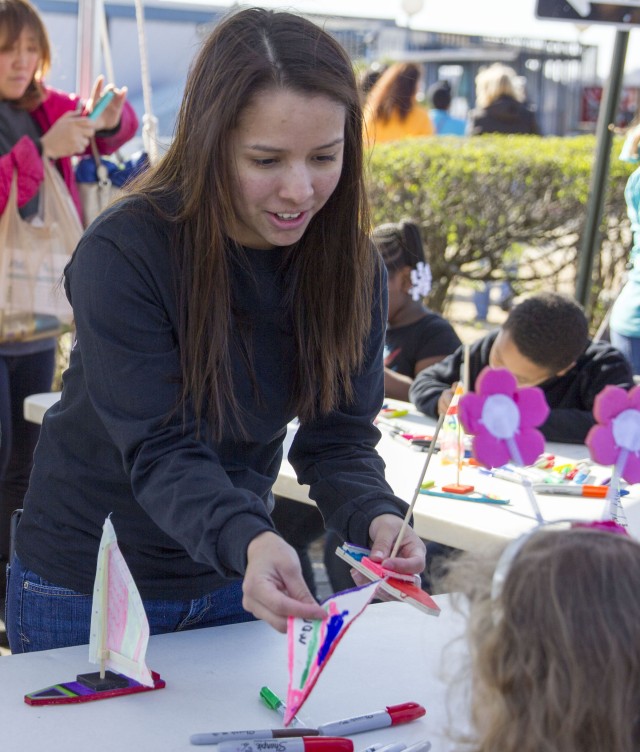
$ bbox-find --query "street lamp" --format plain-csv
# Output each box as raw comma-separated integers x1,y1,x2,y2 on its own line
401,0,424,51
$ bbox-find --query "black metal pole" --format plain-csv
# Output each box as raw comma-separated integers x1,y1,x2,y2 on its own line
575,29,629,310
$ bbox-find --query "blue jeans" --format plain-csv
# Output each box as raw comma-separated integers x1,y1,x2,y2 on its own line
6,554,255,654
0,347,56,571
610,330,640,376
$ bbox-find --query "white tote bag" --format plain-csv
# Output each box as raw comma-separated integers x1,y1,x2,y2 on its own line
0,160,82,342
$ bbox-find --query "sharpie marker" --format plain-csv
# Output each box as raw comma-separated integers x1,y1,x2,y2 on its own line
357,744,387,752
260,686,303,726
190,729,320,745
317,703,426,736
479,467,523,484
211,739,354,752
403,742,431,752
373,744,406,752
532,483,612,498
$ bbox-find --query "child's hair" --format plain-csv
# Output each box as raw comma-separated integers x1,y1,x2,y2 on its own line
502,292,588,373
358,63,386,100
475,63,521,109
366,62,422,124
372,220,425,275
130,7,374,439
442,526,640,752
0,0,50,109
428,80,452,111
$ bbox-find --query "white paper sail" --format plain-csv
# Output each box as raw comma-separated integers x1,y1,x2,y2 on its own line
88,516,154,687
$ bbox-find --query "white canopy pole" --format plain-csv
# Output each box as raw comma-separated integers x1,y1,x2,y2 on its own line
76,0,101,98
134,0,159,164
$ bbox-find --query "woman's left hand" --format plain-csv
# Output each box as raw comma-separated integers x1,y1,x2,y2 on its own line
86,75,128,132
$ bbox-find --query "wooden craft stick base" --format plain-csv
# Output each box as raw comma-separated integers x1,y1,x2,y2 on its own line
442,483,474,494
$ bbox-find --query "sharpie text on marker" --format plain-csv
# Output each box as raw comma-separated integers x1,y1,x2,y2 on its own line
212,739,354,752
318,703,426,736
190,730,319,745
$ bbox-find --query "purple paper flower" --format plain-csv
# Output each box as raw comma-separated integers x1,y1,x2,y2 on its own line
458,367,550,468
586,385,640,484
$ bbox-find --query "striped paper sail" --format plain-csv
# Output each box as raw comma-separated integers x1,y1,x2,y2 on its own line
88,516,154,687
284,580,379,725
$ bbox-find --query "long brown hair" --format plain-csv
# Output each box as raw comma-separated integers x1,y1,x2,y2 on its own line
129,8,375,439
443,527,640,752
365,62,421,124
0,0,50,110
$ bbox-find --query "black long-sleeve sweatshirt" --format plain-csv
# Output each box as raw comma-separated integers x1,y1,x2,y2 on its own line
17,197,407,599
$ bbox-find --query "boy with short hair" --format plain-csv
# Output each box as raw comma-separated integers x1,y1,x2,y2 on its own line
409,292,634,444
427,80,466,136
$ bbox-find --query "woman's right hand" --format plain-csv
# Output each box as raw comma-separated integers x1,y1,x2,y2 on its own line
243,531,327,633
40,110,97,160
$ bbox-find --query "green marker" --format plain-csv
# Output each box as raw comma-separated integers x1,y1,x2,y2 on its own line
260,686,285,714
260,686,301,725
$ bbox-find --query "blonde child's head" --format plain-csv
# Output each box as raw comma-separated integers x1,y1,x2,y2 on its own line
443,524,640,752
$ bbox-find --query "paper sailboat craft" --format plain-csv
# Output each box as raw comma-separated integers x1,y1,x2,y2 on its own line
284,580,380,725
25,515,165,705
335,543,441,617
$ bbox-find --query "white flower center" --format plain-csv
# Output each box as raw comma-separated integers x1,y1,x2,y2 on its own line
612,409,640,452
481,393,520,439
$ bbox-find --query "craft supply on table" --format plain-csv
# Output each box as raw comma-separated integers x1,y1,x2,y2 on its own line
403,742,432,752
375,415,437,451
261,685,293,721
334,546,440,617
379,407,409,418
193,737,354,751
316,703,426,736
369,744,406,752
531,483,618,498
190,729,320,744
25,516,165,706
203,702,426,746
458,367,549,523
420,488,510,505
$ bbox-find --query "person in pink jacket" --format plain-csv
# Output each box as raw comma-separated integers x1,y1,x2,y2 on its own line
0,0,138,596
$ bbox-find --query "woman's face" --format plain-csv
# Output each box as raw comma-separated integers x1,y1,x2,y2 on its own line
229,87,346,249
0,26,40,101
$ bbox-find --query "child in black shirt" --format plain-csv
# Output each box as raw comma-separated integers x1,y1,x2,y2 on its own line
380,220,461,401
410,292,634,444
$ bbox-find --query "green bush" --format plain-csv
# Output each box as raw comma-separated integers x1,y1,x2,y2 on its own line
366,134,635,328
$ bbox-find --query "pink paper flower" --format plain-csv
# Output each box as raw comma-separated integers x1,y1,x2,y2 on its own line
458,367,550,468
586,385,640,484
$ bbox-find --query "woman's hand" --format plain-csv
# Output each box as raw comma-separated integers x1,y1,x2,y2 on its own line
40,110,96,159
86,75,128,132
350,513,426,588
243,531,327,633
368,513,426,574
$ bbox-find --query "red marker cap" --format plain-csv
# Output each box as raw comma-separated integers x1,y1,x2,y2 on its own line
386,702,427,725
303,739,354,752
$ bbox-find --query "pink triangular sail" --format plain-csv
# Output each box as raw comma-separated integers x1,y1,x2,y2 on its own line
88,516,154,687
440,380,466,466
284,580,379,725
